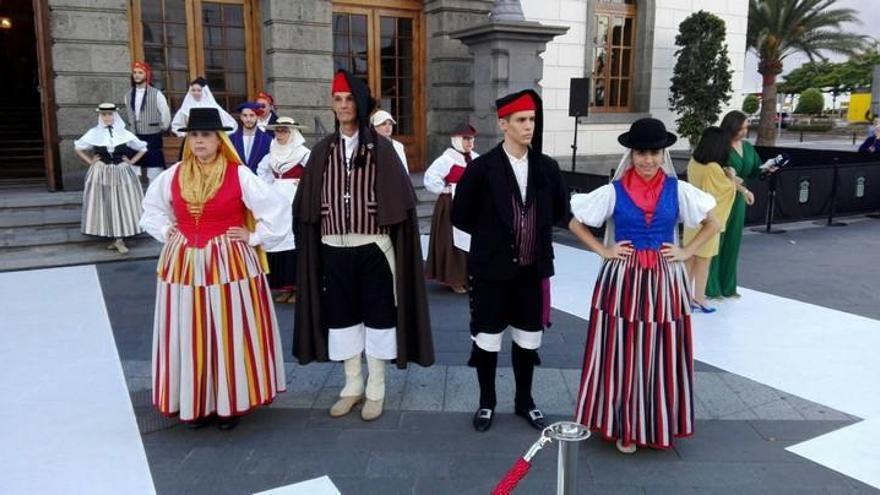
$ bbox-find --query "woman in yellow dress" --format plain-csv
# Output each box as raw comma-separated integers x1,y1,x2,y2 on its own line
684,127,738,313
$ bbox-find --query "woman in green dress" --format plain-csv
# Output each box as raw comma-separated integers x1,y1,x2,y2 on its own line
706,111,777,298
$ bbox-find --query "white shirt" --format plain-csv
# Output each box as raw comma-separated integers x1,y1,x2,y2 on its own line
504,146,529,202
242,133,255,163
391,139,409,174
133,86,171,130
341,130,359,166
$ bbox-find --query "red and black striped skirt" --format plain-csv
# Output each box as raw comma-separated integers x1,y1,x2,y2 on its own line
574,252,695,449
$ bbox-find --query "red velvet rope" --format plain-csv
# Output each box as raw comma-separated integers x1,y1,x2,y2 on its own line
491,458,532,495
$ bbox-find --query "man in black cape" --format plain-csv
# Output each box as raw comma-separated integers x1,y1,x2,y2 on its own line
452,89,570,432
293,70,433,422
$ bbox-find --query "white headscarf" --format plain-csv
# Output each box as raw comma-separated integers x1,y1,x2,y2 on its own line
268,127,309,175
604,148,678,245
74,111,144,151
173,83,238,134
451,136,467,154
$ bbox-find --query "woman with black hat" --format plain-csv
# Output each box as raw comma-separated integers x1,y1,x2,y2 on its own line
424,122,479,294
568,118,720,453
140,107,292,429
74,102,147,254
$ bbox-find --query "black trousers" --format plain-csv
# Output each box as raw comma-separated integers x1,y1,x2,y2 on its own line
320,243,395,330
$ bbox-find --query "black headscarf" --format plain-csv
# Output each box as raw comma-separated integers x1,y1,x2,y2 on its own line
333,69,376,168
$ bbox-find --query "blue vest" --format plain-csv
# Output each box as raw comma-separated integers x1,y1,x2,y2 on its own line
612,176,679,250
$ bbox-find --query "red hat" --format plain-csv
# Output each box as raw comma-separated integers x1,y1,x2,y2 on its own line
256,91,274,106
331,72,352,94
132,61,152,85
496,93,536,118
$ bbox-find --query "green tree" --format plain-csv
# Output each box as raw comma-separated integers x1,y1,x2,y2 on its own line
748,0,868,145
778,61,836,94
794,87,825,114
669,11,733,148
742,94,760,114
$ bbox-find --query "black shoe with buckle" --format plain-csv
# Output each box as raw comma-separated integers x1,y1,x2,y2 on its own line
473,408,494,432
515,407,546,430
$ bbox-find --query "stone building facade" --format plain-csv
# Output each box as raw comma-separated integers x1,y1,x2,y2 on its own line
16,0,746,190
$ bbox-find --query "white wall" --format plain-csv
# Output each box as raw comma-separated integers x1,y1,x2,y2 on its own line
520,0,750,156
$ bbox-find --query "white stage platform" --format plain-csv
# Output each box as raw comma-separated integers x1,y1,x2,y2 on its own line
0,266,155,495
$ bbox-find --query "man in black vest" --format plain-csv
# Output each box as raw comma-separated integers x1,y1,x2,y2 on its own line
123,61,171,184
452,89,570,432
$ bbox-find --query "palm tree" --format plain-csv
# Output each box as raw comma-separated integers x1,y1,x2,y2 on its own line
748,0,868,145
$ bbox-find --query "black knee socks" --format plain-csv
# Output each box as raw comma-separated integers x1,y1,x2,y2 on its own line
512,342,539,412
468,343,498,410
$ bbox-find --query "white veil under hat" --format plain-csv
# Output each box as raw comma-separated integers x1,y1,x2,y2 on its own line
171,83,237,136
75,111,145,151
267,127,309,175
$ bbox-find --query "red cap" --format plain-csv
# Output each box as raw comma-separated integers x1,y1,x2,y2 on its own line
331,72,352,94
256,91,274,106
132,61,152,85
497,93,536,118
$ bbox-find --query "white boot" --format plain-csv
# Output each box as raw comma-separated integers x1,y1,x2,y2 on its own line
362,355,386,421
330,353,364,417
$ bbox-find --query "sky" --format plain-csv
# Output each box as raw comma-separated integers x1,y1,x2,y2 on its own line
741,0,880,93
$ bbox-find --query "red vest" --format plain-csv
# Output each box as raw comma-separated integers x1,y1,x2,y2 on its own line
172,162,245,248
275,164,304,180
444,164,466,184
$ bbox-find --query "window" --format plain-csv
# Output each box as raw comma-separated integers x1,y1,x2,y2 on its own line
130,0,259,111
140,0,190,109
591,0,636,112
332,2,424,170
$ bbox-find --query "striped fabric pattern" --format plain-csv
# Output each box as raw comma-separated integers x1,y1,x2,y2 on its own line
81,161,144,238
128,85,162,135
574,254,695,449
320,140,387,236
152,232,286,421
511,196,537,266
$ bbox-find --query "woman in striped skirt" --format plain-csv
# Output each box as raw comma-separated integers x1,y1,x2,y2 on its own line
567,118,720,454
140,107,292,429
74,102,147,254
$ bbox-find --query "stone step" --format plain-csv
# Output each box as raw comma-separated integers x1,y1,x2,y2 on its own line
0,223,144,248
0,237,162,272
0,204,82,228
0,190,82,209
1,224,83,248
416,202,434,219
415,186,436,204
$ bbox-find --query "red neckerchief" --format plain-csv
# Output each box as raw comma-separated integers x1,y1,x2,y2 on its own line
621,167,665,224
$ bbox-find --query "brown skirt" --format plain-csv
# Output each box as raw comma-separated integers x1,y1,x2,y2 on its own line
425,193,468,286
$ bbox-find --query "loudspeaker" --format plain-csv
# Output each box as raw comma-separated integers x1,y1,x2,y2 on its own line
568,78,590,117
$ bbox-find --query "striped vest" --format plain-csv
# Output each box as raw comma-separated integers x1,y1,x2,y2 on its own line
320,138,388,236
127,86,163,135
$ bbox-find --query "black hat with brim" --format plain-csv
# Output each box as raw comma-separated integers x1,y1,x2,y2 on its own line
617,118,677,150
179,107,233,132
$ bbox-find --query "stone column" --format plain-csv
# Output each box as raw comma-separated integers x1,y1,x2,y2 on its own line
49,0,132,190
449,0,568,151
261,0,335,142
423,0,493,161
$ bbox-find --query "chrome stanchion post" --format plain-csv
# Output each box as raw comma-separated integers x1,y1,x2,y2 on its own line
546,422,591,495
